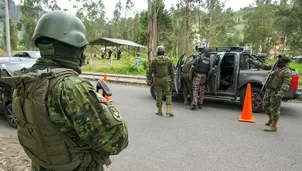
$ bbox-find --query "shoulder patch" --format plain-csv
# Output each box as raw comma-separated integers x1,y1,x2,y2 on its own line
96,93,109,104
108,105,123,122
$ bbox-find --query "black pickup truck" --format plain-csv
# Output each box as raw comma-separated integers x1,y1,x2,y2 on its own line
147,47,301,113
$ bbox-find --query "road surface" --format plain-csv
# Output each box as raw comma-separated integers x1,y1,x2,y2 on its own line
0,82,301,171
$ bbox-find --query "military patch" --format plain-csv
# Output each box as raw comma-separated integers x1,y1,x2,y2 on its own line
96,93,108,104
108,105,122,122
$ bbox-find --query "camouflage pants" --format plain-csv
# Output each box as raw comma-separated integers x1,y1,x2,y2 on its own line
181,73,192,99
192,73,207,105
262,89,282,121
154,77,172,107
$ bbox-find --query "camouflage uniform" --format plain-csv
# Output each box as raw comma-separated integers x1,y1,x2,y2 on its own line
248,55,291,132
0,11,128,171
148,46,175,116
192,73,207,107
257,53,268,62
181,56,194,105
189,53,211,110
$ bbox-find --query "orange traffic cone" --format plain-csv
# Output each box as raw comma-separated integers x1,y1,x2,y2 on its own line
103,73,110,102
238,83,256,123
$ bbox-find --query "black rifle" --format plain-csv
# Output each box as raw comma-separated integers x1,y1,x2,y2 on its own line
261,62,277,92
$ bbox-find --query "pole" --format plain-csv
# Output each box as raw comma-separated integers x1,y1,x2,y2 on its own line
4,0,11,59
90,46,92,67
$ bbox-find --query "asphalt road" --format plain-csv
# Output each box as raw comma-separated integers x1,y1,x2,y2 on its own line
0,82,302,171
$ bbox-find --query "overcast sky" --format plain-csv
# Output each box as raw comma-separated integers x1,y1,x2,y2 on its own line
13,0,255,19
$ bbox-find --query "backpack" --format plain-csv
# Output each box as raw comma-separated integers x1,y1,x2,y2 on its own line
0,68,101,171
153,56,170,77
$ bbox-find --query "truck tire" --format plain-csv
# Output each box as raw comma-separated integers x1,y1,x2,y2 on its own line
150,83,166,101
5,103,18,128
240,87,264,113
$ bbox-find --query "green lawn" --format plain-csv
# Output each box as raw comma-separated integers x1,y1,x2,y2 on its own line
82,57,149,75
82,56,181,75
0,49,7,57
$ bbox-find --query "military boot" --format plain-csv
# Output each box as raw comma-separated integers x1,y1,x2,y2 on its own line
265,115,272,126
166,105,174,117
264,120,278,132
197,103,202,109
190,104,197,110
155,107,163,116
184,97,189,105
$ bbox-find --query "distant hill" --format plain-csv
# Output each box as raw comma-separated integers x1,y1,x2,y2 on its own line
0,0,46,23
0,1,46,46
0,0,22,22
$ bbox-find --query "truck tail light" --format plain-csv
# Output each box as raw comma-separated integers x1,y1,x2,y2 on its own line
290,75,299,91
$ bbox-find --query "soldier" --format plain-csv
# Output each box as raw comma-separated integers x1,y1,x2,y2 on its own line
147,45,175,116
0,11,128,170
246,54,291,132
181,55,195,105
257,53,268,62
189,51,211,110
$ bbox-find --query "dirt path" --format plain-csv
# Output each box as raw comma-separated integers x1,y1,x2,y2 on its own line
0,138,31,171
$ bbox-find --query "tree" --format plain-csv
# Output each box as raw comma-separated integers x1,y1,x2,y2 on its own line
112,0,122,38
243,2,276,53
124,0,134,40
20,0,43,49
147,0,153,62
2,17,18,50
185,0,189,57
274,0,302,52
152,0,158,56
76,0,106,40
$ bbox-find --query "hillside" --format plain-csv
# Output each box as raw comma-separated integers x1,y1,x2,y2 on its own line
0,0,21,22
0,1,46,46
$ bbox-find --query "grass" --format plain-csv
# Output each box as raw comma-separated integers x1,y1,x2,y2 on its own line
82,56,149,75
82,54,181,75
0,49,7,57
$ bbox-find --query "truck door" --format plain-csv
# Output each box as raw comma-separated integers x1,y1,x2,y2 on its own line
207,52,224,95
174,53,185,93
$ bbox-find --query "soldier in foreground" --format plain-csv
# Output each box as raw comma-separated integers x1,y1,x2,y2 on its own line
147,46,175,116
189,51,211,110
1,11,128,170
181,55,195,105
246,54,291,132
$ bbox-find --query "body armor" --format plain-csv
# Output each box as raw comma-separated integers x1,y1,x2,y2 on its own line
194,56,210,74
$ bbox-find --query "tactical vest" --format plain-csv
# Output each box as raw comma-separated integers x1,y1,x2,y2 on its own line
11,68,93,171
153,56,170,77
266,67,289,90
182,57,194,73
194,56,210,74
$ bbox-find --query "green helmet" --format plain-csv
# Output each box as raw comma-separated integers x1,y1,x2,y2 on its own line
156,46,165,54
32,11,88,48
278,55,291,63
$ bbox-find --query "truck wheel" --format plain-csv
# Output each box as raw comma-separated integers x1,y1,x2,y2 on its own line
150,83,166,101
240,87,264,113
5,103,18,129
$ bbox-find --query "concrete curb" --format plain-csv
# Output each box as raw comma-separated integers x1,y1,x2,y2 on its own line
79,75,147,86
